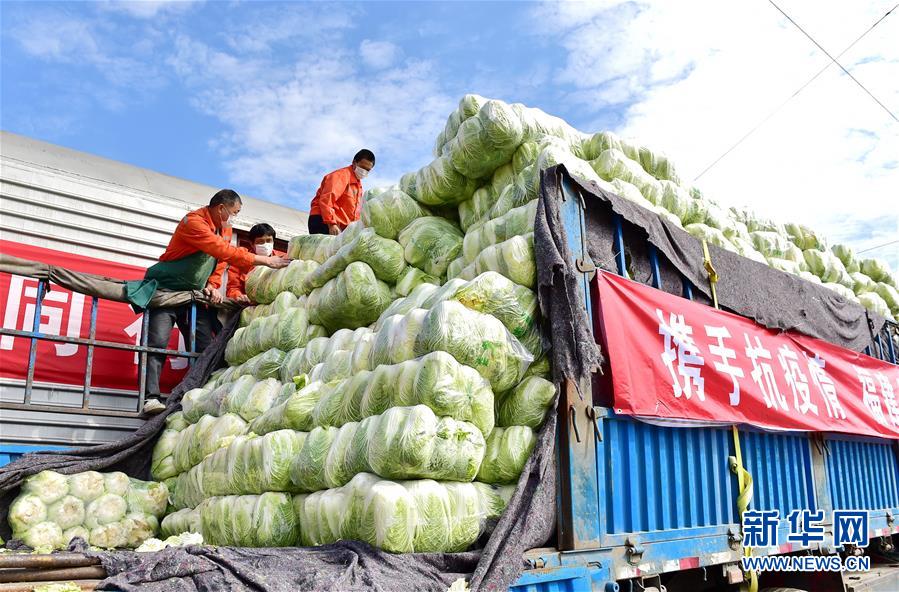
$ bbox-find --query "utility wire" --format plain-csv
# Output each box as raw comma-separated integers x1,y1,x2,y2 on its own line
768,0,898,122
857,238,899,254
693,2,898,182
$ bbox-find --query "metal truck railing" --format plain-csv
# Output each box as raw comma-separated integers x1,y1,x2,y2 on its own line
0,264,212,419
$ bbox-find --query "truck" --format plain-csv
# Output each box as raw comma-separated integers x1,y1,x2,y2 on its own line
1,136,898,592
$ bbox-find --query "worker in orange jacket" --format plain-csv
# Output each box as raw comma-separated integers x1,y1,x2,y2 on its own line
308,149,375,235
226,223,286,302
141,190,289,413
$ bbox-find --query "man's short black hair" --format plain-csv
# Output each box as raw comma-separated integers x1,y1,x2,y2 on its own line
209,189,242,208
353,149,375,165
249,223,276,241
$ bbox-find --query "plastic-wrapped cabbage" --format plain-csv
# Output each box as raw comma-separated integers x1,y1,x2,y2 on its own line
849,272,877,294
232,348,286,380
785,223,827,251
309,350,494,436
295,473,509,553
684,223,736,253
446,100,524,180
458,186,498,232
279,338,328,384
830,243,860,273
396,217,463,278
591,149,658,193
181,382,228,423
249,381,328,435
462,201,537,263
457,234,536,289
172,413,248,474
308,349,354,383
9,494,48,534
292,406,484,492
512,140,540,174
414,155,478,206
768,258,803,276
798,270,823,285
750,231,792,259
126,479,168,518
451,272,542,356
160,507,201,538
394,266,441,297
496,376,555,429
822,282,858,302
730,237,769,265
368,309,429,368
307,262,393,331
288,234,336,263
581,130,623,161
361,188,430,240
875,283,899,316
803,249,853,287
301,228,406,293
122,513,160,548
477,426,536,484
45,495,85,530
375,283,440,329
22,470,69,504
151,429,179,480
858,291,893,319
165,410,189,432
446,257,467,280
221,378,281,422
244,266,276,304
415,301,532,392
175,430,307,509
200,492,299,547
861,258,896,287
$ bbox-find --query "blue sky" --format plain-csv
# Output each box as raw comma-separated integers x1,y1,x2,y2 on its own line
1,0,897,266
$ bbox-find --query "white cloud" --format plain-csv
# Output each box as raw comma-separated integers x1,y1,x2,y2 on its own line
100,0,199,19
169,34,452,208
536,0,899,265
360,39,401,69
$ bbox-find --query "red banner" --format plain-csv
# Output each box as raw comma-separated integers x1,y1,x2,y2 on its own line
595,271,899,439
0,240,186,393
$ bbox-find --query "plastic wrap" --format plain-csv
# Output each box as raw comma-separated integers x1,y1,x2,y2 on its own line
301,228,406,293
249,381,329,435
495,376,555,429
361,188,431,240
307,262,394,332
368,309,429,368
200,492,299,547
462,200,537,263
413,155,479,207
374,283,440,329
456,234,536,289
170,412,249,474
397,217,464,278
476,426,537,484
159,508,201,538
221,377,282,422
394,266,442,297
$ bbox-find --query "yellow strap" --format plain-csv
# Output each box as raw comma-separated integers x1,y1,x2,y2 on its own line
701,240,719,309
730,426,758,592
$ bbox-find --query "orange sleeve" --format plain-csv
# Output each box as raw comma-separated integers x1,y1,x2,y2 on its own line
177,216,256,271
226,264,247,298
316,170,351,225
206,260,228,290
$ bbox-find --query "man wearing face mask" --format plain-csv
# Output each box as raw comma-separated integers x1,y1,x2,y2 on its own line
307,149,375,235
134,189,289,414
226,223,285,303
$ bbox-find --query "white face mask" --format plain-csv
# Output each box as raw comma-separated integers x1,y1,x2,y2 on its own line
254,242,274,256
354,165,370,179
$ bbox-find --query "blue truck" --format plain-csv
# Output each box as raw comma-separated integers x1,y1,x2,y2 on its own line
2,163,897,591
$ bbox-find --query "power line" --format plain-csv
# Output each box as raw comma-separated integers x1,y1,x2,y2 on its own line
768,0,898,122
693,3,898,182
857,238,899,255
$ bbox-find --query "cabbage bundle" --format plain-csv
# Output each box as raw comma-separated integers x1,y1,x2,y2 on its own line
375,283,441,329
684,223,736,252
249,381,330,435
170,413,249,474
785,223,827,251
159,507,201,538
394,266,441,297
245,260,319,303
291,405,485,492
368,309,429,368
476,426,537,484
803,249,853,288
413,155,479,206
300,228,406,293
227,348,286,381
287,222,364,262
397,217,464,277
307,262,393,331
862,258,897,287
592,148,659,194
221,377,282,422
308,350,494,436
225,309,325,365
200,492,299,547
414,301,532,392
361,188,431,240
240,291,298,327
454,234,536,289
750,231,792,259
308,349,355,384
9,471,167,550
462,200,537,263
171,430,307,509
294,472,511,553
496,376,555,429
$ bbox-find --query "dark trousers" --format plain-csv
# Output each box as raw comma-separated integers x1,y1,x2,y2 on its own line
145,304,220,396
307,214,330,235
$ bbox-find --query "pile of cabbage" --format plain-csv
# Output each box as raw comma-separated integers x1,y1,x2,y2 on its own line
141,94,895,552
8,470,168,550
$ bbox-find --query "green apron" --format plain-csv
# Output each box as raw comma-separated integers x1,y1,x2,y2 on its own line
125,250,217,309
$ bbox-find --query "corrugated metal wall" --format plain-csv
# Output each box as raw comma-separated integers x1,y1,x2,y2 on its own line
826,435,899,511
